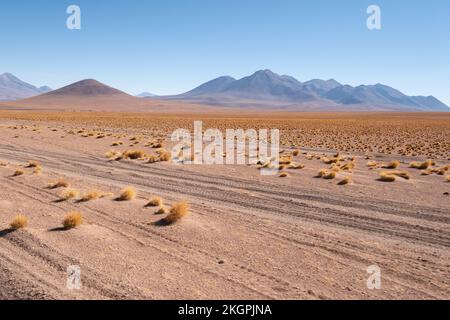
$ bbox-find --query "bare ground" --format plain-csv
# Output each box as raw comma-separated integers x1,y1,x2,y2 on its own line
0,117,449,300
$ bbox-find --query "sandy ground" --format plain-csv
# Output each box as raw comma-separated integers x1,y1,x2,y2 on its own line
0,117,449,300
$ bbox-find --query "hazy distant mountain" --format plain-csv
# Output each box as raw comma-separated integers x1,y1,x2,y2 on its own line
159,70,449,111
136,92,156,98
0,73,52,101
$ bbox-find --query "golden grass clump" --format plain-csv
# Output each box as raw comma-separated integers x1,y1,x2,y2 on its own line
409,160,433,170
147,196,163,207
158,150,172,162
367,161,378,168
123,150,147,160
147,155,159,163
155,206,168,215
323,171,337,180
117,186,137,201
316,168,328,178
13,169,24,177
340,162,355,171
279,172,289,178
163,201,189,224
60,188,79,200
62,212,83,229
79,190,109,202
379,172,396,182
26,160,40,168
390,170,411,180
382,160,400,169
288,163,305,170
292,150,300,157
10,215,28,230
338,176,352,185
111,141,123,146
446,175,450,182
47,180,69,189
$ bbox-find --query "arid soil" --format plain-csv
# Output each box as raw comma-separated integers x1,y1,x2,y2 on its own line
0,111,449,300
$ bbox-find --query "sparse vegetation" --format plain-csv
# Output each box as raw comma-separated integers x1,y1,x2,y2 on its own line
147,196,163,207
59,188,80,200
409,160,433,170
47,180,70,189
116,186,136,201
10,215,28,230
164,201,189,224
79,190,109,202
338,176,352,185
379,172,396,182
13,169,24,176
382,161,400,169
62,212,83,229
26,160,40,168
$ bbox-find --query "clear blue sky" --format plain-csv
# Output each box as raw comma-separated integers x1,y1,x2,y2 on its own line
0,0,449,104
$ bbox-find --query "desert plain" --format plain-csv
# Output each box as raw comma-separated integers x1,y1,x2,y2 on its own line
0,110,449,300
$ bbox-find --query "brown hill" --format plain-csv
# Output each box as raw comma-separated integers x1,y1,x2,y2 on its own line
0,79,218,112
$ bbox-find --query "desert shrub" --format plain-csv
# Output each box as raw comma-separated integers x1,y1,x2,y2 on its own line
379,172,396,182
155,206,168,215
13,169,24,176
164,201,189,224
117,186,136,201
60,188,79,200
158,150,172,162
26,160,40,168
10,215,28,230
62,212,83,229
409,160,433,170
123,150,146,160
338,176,352,185
47,180,69,189
147,196,163,207
382,161,400,169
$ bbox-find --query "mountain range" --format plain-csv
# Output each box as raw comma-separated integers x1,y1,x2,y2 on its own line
0,71,448,112
158,70,449,111
0,73,51,101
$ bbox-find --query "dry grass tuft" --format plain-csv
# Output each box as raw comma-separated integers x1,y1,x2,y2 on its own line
26,160,40,168
288,163,305,170
367,161,378,168
316,168,328,178
279,172,289,178
13,169,24,177
147,155,159,163
47,180,69,189
164,201,189,224
292,150,300,157
338,176,352,185
59,188,79,201
79,190,108,202
116,186,136,201
323,171,337,180
10,215,28,230
382,161,400,169
147,196,163,207
155,206,168,215
392,171,411,180
446,175,450,182
379,172,396,182
62,212,83,229
409,160,433,170
158,150,172,162
123,150,147,160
